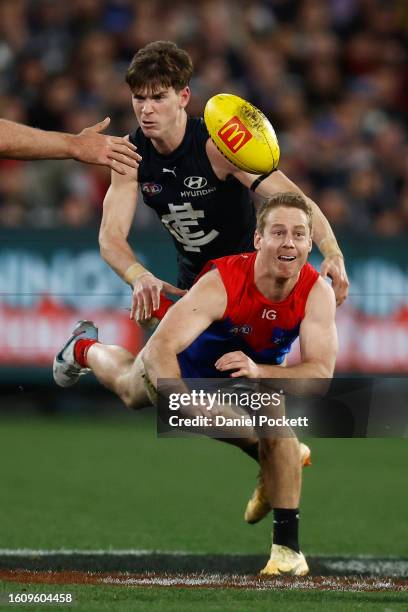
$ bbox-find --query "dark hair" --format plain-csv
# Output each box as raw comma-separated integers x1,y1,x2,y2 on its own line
125,41,193,94
256,192,313,235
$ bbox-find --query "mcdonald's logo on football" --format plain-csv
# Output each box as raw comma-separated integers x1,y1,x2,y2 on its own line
218,116,253,153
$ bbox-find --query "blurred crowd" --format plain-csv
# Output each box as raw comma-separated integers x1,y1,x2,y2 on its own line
0,0,406,236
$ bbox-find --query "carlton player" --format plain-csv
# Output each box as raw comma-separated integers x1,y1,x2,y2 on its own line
99,40,348,323
53,193,338,576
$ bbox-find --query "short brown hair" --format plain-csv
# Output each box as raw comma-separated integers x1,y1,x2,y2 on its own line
256,192,313,235
125,41,193,94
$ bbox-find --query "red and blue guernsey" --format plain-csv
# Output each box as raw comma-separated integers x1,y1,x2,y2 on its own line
177,252,319,378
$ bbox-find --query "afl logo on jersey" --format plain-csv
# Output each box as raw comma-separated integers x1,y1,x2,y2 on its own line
183,176,208,190
142,183,162,196
230,325,252,335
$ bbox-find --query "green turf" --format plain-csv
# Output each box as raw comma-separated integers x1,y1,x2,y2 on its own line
0,582,407,612
0,412,407,556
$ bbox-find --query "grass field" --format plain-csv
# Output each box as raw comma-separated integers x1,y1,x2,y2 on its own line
0,407,407,609
1,410,407,554
0,581,408,612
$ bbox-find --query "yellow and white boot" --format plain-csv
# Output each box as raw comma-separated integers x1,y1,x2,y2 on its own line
260,544,309,576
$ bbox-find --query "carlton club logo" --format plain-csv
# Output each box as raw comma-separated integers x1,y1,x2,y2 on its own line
218,116,253,153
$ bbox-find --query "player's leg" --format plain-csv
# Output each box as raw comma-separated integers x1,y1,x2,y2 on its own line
245,360,312,524
53,320,150,409
75,295,174,406
215,436,260,462
257,433,308,576
259,436,301,509
245,441,311,524
85,344,149,409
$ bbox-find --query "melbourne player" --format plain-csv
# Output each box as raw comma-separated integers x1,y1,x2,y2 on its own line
54,193,338,576
99,40,348,323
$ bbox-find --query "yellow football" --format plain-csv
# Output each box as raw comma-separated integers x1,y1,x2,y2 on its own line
204,93,280,175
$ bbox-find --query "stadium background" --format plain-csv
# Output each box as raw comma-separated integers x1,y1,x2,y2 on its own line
0,0,407,376
0,1,407,606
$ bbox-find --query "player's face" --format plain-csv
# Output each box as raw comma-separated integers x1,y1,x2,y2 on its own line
131,86,190,138
254,206,312,278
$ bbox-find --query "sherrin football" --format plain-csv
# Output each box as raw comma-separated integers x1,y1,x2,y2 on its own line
204,93,280,175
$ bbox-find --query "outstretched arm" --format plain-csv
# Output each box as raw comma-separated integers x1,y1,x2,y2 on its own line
0,117,140,174
143,269,227,385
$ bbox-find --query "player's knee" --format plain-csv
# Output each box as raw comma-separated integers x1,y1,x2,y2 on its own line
259,437,299,460
259,437,278,460
123,392,148,411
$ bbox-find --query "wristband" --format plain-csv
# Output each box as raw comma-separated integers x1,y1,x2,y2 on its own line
318,237,343,259
123,262,151,285
250,169,276,192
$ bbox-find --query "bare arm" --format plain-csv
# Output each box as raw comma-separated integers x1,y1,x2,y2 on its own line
99,168,140,279
0,117,140,174
296,278,338,377
206,139,349,305
143,269,227,385
99,167,185,321
215,277,338,383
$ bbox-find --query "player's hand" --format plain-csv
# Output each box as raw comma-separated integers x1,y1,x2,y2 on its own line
320,254,349,306
215,351,260,378
130,273,187,321
74,118,141,174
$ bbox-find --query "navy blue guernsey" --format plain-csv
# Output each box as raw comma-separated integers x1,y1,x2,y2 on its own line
129,117,256,288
